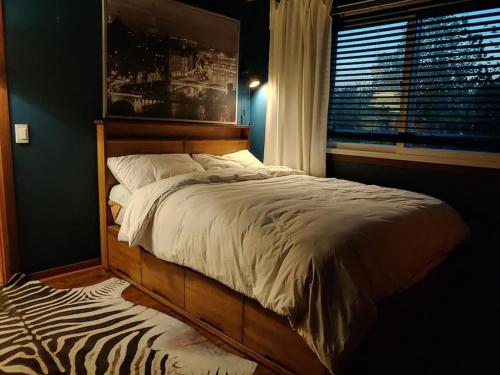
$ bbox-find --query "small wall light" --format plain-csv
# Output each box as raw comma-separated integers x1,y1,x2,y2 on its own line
249,77,261,89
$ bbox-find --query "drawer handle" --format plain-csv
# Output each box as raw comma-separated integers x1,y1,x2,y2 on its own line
200,317,224,333
263,354,294,373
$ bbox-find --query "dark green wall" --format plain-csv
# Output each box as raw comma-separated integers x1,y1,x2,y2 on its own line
250,83,267,160
4,0,102,273
3,0,270,273
241,1,269,160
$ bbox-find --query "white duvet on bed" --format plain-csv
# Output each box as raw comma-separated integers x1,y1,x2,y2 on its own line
118,167,469,373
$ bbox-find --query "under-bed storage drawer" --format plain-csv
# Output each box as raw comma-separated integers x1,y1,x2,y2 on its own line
185,269,243,342
243,300,325,374
141,251,185,308
107,227,141,284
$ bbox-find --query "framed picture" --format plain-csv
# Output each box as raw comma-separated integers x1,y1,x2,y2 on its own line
103,0,240,123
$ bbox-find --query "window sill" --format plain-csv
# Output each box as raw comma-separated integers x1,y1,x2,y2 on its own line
327,143,500,170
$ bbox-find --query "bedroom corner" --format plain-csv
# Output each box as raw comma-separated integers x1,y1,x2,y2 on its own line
0,0,499,374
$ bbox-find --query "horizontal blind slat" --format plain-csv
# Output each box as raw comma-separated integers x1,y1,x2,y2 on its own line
338,23,500,44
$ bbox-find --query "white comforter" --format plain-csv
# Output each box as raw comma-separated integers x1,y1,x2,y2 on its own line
119,167,469,373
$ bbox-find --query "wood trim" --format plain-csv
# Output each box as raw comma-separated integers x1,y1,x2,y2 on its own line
398,16,416,131
327,152,500,176
0,0,19,283
30,259,101,280
96,120,109,267
101,119,251,141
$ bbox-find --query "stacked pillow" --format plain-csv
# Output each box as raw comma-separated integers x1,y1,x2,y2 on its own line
108,184,131,225
107,153,205,194
192,150,265,170
106,153,205,224
106,150,265,224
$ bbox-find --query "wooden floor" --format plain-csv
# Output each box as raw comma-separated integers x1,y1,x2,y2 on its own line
40,265,275,375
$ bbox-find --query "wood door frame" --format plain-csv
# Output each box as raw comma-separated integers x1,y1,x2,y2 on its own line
0,0,19,283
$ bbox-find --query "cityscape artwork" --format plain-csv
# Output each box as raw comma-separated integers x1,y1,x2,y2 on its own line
104,0,239,123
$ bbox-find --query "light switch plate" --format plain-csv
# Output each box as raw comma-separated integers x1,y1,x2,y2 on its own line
15,124,29,144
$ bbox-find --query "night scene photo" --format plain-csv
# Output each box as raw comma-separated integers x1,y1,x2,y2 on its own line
105,0,239,123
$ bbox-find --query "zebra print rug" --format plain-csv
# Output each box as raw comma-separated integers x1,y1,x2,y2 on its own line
0,274,256,374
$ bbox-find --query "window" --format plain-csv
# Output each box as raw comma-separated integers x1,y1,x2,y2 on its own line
328,2,500,156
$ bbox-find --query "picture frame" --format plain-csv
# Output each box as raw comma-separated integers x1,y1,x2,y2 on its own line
102,0,240,124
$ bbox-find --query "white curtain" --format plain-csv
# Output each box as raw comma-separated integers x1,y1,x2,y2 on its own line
264,0,333,177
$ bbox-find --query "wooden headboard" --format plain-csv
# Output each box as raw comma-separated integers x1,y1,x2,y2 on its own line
96,118,251,266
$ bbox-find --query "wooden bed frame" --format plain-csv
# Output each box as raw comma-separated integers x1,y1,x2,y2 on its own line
96,119,327,375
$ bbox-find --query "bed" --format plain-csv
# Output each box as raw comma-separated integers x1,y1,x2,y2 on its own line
96,119,469,374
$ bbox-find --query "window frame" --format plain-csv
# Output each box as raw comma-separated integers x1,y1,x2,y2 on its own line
328,1,500,169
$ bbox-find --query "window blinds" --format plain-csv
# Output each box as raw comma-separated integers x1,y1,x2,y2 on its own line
328,0,500,151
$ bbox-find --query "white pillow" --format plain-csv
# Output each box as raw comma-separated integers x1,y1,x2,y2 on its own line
109,184,131,208
107,154,205,193
109,184,132,225
224,150,265,167
192,150,264,170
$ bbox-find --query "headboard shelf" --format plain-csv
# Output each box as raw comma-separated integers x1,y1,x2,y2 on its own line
96,119,250,141
106,139,250,158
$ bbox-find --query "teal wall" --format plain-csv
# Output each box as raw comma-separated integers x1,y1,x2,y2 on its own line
249,84,267,160
4,0,102,273
3,0,269,273
236,0,269,161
